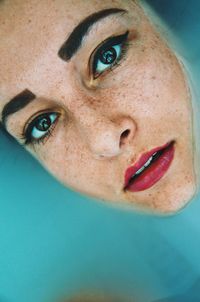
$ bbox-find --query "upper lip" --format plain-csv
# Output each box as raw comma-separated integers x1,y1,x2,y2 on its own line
124,141,174,189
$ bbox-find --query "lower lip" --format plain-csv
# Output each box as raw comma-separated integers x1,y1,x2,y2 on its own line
125,142,175,192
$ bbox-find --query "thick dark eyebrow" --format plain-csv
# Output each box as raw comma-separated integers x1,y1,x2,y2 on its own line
58,7,126,61
2,89,36,127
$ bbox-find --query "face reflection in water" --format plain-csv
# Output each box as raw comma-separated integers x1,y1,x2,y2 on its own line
0,0,196,214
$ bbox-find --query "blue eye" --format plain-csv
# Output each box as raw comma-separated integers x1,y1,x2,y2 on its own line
24,112,59,144
91,31,129,78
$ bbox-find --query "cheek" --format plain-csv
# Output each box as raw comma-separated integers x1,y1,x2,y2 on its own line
38,130,85,182
115,45,190,123
35,126,104,191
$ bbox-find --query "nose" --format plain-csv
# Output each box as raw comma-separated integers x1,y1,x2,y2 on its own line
79,115,137,159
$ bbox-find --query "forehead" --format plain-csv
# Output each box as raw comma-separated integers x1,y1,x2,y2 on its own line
0,0,134,98
0,0,145,108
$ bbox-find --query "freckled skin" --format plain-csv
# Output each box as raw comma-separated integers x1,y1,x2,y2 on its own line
0,0,196,214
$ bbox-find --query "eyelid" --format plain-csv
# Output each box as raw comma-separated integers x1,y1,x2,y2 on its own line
89,30,129,78
23,109,55,135
23,109,60,145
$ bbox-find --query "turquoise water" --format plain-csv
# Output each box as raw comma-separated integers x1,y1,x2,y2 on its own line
0,1,200,301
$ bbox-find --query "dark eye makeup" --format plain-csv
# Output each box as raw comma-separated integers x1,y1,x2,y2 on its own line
90,30,129,78
23,111,60,145
22,30,130,146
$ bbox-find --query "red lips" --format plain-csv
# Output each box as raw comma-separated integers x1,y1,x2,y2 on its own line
124,141,175,192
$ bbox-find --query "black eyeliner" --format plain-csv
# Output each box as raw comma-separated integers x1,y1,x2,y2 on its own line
23,112,59,145
91,30,129,78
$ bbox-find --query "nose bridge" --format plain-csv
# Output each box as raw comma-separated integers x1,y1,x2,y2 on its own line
75,103,136,158
76,105,117,152
89,116,121,156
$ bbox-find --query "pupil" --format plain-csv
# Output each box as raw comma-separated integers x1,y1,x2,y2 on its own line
101,47,117,64
37,116,51,131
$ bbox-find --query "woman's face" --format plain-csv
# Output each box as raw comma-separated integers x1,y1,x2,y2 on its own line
0,0,196,213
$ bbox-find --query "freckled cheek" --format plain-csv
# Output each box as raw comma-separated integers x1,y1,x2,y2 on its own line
121,43,184,94
36,127,101,190
120,58,189,116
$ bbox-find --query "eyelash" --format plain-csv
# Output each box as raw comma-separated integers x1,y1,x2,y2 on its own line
22,111,60,146
90,30,130,79
22,31,130,146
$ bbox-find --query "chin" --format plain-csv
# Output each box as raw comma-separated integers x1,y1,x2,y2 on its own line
143,187,196,215
115,180,197,215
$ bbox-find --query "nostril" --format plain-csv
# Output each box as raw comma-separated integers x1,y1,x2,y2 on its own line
120,129,131,147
